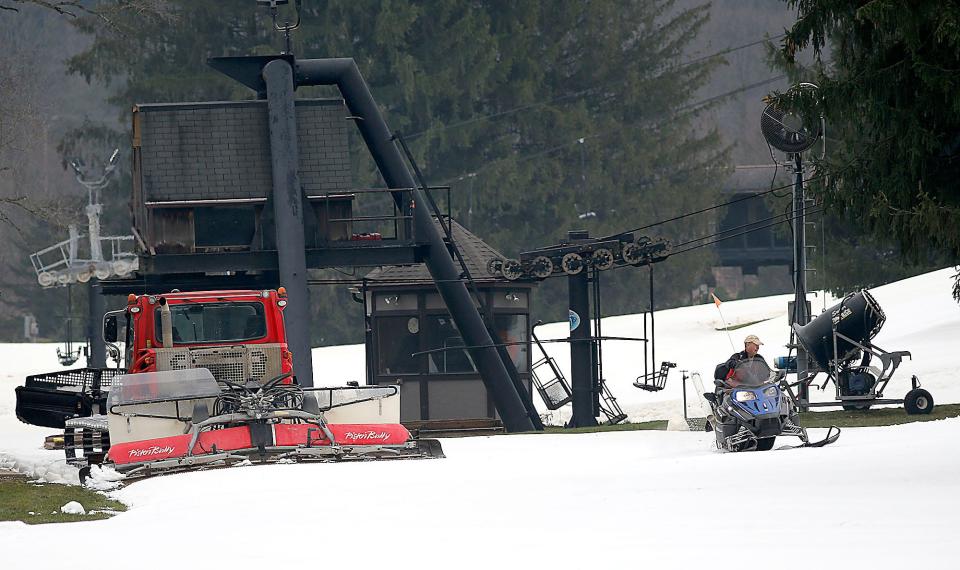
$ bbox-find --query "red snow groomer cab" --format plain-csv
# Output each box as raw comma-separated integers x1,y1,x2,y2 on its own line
83,289,440,482
117,289,295,380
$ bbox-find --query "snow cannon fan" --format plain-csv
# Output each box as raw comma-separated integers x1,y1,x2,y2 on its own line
760,83,823,154
792,290,886,370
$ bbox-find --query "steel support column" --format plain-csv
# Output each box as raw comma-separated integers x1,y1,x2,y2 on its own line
87,281,106,368
568,267,597,428
295,58,534,431
263,59,313,388
792,153,811,408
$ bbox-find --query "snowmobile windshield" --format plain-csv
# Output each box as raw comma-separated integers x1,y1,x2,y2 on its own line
155,302,267,345
731,358,774,387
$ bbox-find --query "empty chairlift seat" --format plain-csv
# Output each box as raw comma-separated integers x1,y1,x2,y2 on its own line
633,361,676,392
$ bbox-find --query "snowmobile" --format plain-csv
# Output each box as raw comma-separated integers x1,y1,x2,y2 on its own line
704,358,839,451
75,367,443,483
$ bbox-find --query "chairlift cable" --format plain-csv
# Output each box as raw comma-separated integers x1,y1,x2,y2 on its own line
596,170,827,241
440,74,789,186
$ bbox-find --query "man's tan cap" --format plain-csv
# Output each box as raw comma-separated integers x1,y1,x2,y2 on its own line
744,334,763,346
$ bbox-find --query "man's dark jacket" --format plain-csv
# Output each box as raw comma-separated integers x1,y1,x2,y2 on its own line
714,351,768,381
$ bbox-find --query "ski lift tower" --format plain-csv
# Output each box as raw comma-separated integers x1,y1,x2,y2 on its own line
491,231,671,427
29,148,139,367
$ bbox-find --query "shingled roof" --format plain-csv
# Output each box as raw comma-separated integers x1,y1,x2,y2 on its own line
364,219,517,286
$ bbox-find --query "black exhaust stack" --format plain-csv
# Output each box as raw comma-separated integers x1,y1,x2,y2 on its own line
210,55,537,432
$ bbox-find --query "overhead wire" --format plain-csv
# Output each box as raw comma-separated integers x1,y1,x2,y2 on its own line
599,169,826,240
670,206,823,257
440,73,789,186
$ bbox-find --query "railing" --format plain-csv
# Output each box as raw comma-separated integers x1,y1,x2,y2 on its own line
309,185,450,244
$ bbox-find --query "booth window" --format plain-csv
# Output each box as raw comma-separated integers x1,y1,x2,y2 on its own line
376,316,421,374
425,316,476,374
494,314,529,372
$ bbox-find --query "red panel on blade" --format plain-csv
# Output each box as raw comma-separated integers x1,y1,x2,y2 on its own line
272,423,411,446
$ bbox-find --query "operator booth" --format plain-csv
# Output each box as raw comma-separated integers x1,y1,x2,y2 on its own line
361,221,536,424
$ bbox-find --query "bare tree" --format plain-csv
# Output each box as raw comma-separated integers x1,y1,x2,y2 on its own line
0,1,170,30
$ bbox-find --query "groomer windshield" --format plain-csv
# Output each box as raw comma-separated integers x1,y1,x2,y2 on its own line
154,302,267,345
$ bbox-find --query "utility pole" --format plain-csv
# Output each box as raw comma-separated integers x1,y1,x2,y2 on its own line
792,153,811,408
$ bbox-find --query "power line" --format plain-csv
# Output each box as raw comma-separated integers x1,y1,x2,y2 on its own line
671,206,823,257
601,168,823,240
406,32,786,141
441,73,788,185
672,201,820,250
305,204,823,287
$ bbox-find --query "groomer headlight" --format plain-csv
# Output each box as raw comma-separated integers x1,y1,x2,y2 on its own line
735,391,757,402
763,386,779,397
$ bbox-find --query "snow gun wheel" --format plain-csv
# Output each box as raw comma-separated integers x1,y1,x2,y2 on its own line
756,437,776,451
904,388,934,415
486,258,503,277
842,402,872,411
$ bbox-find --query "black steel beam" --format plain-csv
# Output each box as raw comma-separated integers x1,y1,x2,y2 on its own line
294,58,536,432
87,281,106,368
139,245,425,275
568,262,598,428
99,273,282,295
264,59,313,388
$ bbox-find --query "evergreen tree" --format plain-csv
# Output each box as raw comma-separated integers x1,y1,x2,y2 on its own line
68,1,729,343
778,0,960,301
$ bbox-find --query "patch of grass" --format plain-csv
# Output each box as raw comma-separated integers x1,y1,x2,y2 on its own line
536,404,960,434
716,318,772,332
800,403,960,428
0,480,126,525
542,420,668,434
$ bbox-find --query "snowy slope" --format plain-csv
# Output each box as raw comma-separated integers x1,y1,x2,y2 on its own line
2,422,958,569
305,267,960,425
1,268,958,568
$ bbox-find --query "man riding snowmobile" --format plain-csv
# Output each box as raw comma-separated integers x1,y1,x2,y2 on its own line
714,334,766,385
706,334,839,451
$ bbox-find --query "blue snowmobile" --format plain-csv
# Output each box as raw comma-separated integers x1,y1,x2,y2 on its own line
705,358,839,451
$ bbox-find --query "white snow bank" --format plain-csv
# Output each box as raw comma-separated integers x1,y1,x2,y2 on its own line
59,501,85,515
1,419,957,568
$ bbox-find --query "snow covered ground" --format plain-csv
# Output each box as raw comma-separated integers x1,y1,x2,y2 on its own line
1,268,958,568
